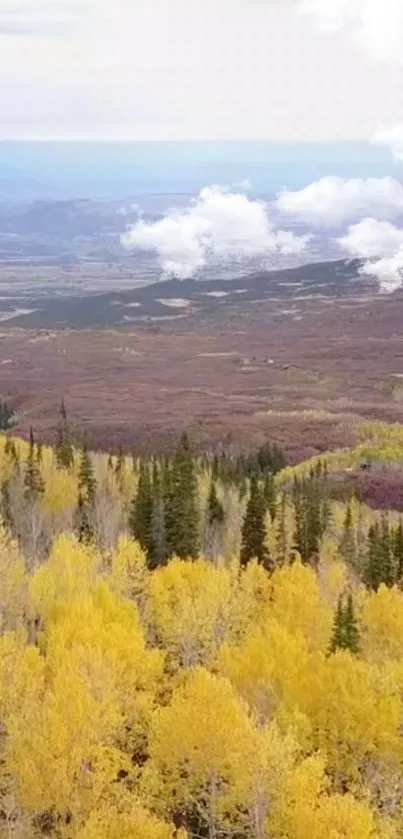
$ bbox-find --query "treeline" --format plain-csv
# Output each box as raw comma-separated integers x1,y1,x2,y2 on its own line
2,410,403,605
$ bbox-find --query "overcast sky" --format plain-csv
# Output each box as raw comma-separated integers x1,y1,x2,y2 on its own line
0,0,401,141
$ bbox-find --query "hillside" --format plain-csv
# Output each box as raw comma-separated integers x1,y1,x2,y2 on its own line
0,425,403,837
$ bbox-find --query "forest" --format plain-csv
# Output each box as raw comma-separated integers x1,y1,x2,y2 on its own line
0,411,403,837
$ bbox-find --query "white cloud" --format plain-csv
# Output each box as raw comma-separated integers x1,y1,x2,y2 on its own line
275,176,403,227
338,218,403,292
338,218,403,258
297,0,403,64
372,124,403,163
121,185,310,280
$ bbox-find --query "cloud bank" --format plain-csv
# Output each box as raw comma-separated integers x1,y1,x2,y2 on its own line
372,125,403,164
121,185,310,280
338,218,403,292
275,176,403,227
297,0,403,65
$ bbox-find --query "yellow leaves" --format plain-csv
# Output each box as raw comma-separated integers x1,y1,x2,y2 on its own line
302,651,403,777
43,464,77,515
269,559,333,652
0,632,44,724
29,534,100,621
0,528,27,630
148,668,253,806
217,618,310,722
361,585,403,663
109,536,149,606
274,755,376,839
146,557,235,666
76,798,184,839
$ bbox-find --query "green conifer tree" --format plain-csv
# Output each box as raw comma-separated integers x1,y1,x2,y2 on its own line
207,480,224,527
263,473,277,520
340,502,356,567
329,596,345,654
393,519,403,583
164,433,199,559
364,519,393,589
115,447,124,483
344,593,360,654
329,594,359,654
24,427,45,502
55,399,74,470
128,460,153,554
78,442,97,506
240,477,270,569
149,459,167,569
276,492,287,565
74,492,93,543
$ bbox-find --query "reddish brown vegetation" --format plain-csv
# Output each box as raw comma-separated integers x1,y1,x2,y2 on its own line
1,288,403,459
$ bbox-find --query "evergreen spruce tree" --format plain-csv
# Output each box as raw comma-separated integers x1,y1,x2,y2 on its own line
364,523,380,590
115,447,124,482
164,433,199,559
329,594,359,654
55,399,74,470
78,442,97,506
149,459,167,568
128,460,153,554
380,516,394,587
329,596,345,654
340,502,356,567
24,427,45,502
276,492,287,564
207,480,224,527
263,473,277,520
74,492,93,543
364,519,393,590
1,478,12,530
393,519,403,583
344,593,360,654
240,477,270,569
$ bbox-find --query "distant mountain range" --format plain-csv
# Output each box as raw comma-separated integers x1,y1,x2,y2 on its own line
0,257,368,330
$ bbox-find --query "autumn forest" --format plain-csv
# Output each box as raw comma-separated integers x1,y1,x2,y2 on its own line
1,413,403,838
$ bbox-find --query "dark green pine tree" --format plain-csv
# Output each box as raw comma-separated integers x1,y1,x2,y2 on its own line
276,492,287,564
4,437,18,464
55,399,74,470
207,480,224,527
240,477,270,569
24,427,45,502
164,433,200,559
128,460,153,555
1,478,12,530
263,472,277,520
115,447,124,483
78,442,97,506
344,593,360,654
364,518,393,589
340,502,356,567
329,594,360,654
329,596,345,653
379,516,394,587
393,519,403,584
364,523,381,590
74,492,93,543
149,459,167,569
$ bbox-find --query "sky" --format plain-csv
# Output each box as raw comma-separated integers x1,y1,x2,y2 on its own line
0,0,402,142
